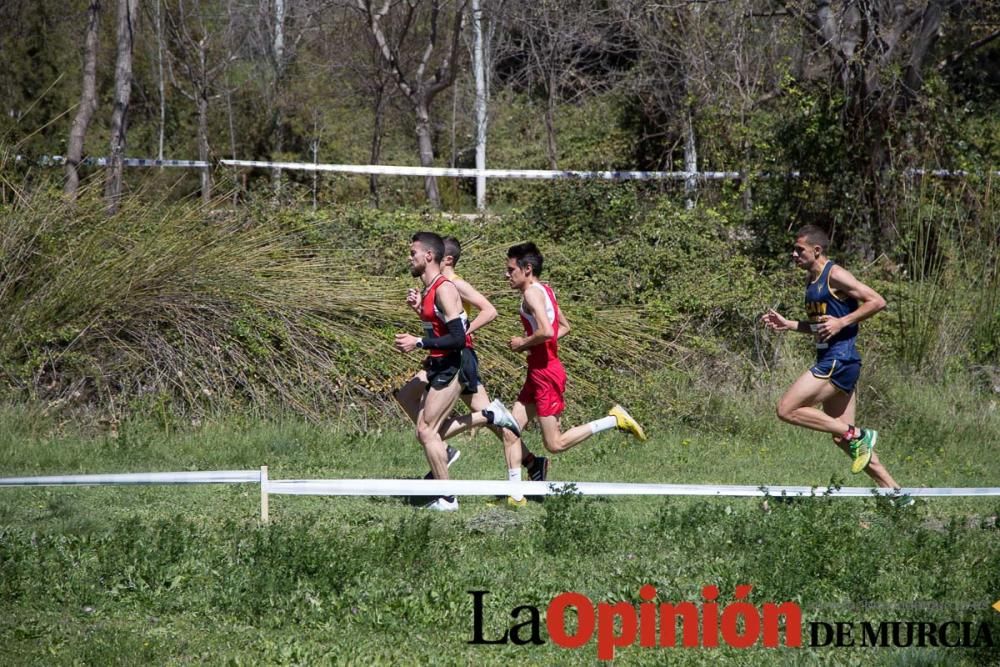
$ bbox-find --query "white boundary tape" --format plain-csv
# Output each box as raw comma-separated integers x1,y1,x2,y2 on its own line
1,470,997,497
220,159,742,181
0,470,259,486
17,155,210,168
264,479,1000,498
16,155,1000,179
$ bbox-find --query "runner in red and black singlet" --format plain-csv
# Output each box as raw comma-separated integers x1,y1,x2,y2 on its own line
394,233,522,511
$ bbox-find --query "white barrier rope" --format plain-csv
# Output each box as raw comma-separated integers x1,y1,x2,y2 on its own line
265,479,1000,498
0,470,260,486
220,159,741,181
1,471,997,497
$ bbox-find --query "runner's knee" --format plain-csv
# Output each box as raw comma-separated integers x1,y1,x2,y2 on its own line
776,399,796,423
415,422,438,444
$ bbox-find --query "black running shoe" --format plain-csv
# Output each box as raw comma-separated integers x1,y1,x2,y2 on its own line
423,445,461,480
526,456,548,502
526,455,548,482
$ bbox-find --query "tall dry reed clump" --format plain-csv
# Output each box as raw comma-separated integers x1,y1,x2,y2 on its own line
0,181,681,426
0,181,424,425
890,176,1000,381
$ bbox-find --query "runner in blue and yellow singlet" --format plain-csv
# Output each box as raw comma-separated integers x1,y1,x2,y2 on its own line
761,225,903,489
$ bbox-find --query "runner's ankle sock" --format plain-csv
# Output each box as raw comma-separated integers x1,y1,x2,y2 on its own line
589,415,618,435
508,468,524,501
522,452,535,467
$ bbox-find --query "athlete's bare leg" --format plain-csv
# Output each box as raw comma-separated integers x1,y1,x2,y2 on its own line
416,376,464,480
394,371,428,422
825,389,899,488
440,386,535,463
776,370,853,435
536,413,601,453
499,401,536,469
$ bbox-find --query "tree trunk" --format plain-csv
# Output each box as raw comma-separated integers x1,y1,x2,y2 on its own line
271,0,287,199
65,0,101,201
197,92,212,203
105,0,138,214
472,0,487,209
545,69,558,169
155,0,166,161
356,0,467,209
683,106,697,210
369,85,385,206
415,102,441,208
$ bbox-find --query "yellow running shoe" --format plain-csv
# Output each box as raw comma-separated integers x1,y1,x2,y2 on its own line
849,429,877,474
609,405,647,441
507,496,528,508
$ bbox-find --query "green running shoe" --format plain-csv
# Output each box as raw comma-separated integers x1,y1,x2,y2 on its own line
849,429,877,474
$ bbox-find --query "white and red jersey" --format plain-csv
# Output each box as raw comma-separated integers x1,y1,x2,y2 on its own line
519,282,560,370
420,275,469,357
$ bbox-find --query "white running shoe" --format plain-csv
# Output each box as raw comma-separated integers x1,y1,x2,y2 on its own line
423,496,458,512
487,399,522,437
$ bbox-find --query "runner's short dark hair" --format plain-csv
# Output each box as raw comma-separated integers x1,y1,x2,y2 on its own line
507,242,544,277
412,232,445,263
443,236,462,266
796,225,830,253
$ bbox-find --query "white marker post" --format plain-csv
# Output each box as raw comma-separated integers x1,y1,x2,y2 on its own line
260,465,270,525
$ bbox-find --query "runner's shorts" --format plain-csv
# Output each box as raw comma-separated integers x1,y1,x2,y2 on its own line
459,348,483,395
517,361,567,417
810,357,861,394
423,349,479,394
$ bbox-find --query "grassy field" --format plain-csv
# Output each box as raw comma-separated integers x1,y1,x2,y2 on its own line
2,389,999,666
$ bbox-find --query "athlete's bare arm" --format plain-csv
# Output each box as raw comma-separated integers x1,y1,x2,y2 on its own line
761,308,802,333
814,266,886,341
453,278,497,336
556,307,570,339
510,286,553,352
435,280,466,324
395,281,465,352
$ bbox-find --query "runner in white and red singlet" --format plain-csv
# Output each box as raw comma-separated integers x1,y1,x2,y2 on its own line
496,242,648,475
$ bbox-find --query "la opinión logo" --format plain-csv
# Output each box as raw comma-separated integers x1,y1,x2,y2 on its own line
469,585,801,660
468,586,995,660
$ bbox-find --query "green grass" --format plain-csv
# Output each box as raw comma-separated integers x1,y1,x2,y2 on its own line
2,391,999,665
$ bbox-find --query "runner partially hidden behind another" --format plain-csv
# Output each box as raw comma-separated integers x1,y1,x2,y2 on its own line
497,242,647,506
394,236,547,500
394,232,520,512
761,225,902,488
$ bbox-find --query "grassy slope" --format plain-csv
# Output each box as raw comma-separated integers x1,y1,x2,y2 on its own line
1,393,998,665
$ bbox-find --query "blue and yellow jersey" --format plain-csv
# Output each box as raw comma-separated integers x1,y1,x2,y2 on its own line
805,261,860,361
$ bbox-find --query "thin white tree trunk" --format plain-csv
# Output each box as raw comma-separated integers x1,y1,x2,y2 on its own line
472,0,487,210
155,0,166,161
65,0,101,200
271,0,287,198
684,106,697,210
197,92,212,203
105,0,138,213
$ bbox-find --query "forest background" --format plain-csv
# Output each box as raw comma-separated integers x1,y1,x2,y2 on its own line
2,2,1000,664
1,0,998,426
